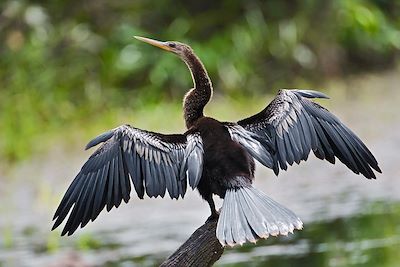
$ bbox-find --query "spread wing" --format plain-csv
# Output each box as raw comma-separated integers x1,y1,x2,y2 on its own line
52,124,203,236
233,89,381,178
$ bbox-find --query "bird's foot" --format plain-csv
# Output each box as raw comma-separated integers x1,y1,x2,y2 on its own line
206,210,220,223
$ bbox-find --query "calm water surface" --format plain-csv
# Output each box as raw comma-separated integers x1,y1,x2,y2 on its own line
1,72,399,266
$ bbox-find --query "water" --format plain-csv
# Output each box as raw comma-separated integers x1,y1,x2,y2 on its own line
1,71,399,266
219,203,400,266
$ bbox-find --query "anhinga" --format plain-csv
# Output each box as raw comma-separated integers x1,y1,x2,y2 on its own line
52,36,381,246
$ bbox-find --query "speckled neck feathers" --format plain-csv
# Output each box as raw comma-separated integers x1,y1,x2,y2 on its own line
181,48,213,128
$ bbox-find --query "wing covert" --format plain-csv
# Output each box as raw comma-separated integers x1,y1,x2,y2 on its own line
224,123,274,169
181,133,204,189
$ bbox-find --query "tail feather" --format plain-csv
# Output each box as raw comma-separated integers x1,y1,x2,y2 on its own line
217,185,303,246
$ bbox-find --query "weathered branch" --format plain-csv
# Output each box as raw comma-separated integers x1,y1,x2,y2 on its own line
160,218,224,267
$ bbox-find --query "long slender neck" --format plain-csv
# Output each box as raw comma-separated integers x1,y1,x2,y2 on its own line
182,50,213,128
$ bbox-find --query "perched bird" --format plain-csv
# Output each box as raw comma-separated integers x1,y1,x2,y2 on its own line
52,36,381,246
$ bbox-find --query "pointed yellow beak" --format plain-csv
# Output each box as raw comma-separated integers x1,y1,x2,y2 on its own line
134,36,172,52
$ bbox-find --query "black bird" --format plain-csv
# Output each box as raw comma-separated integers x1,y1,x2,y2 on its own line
52,36,381,246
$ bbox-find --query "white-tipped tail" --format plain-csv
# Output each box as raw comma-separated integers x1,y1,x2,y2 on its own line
216,186,303,247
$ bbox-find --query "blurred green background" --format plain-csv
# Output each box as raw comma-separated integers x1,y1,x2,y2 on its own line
1,0,399,162
0,0,399,266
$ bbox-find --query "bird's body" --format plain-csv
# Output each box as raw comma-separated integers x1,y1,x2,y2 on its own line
52,36,381,246
191,117,255,214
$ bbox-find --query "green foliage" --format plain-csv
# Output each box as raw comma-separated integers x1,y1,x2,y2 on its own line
0,0,399,162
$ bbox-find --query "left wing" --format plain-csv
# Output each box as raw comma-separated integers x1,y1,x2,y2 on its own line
52,124,203,235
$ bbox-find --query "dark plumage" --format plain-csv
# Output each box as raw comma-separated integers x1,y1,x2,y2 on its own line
52,36,381,246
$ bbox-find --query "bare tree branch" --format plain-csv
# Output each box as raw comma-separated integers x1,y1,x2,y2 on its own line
160,218,224,267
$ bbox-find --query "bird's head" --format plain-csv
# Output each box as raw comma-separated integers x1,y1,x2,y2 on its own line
134,36,192,58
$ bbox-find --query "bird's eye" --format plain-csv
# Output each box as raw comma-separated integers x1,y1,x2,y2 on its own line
168,42,176,48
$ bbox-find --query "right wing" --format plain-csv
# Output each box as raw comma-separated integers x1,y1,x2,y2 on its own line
235,89,381,178
52,124,203,236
